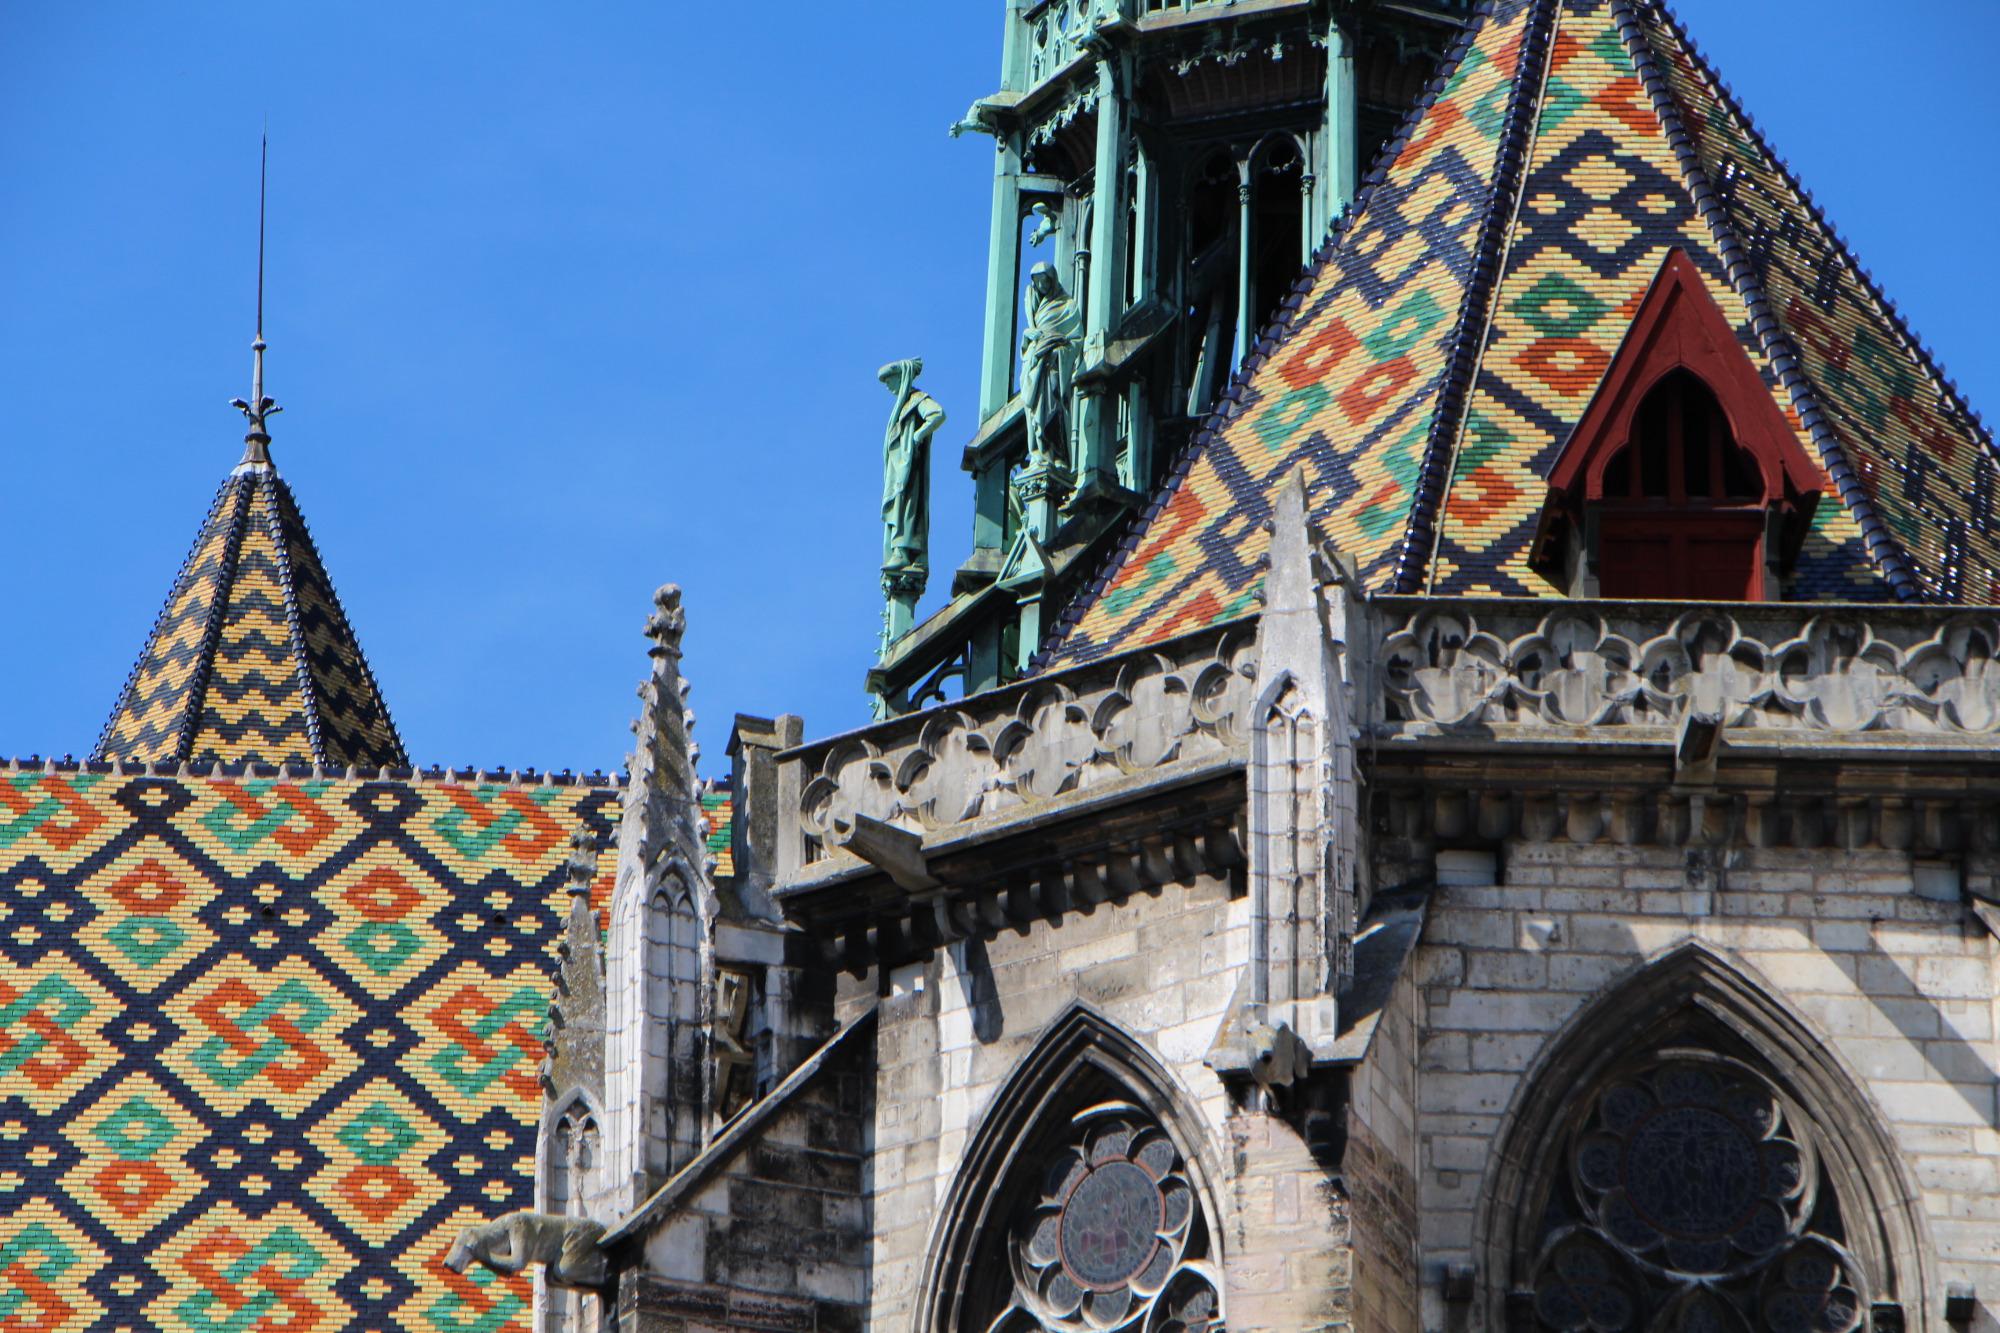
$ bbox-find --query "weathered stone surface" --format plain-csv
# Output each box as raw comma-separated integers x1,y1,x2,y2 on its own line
1378,599,2000,740
1405,844,2000,1329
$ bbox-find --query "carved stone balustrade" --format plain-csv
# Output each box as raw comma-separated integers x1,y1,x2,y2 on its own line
1367,597,2000,856
776,596,2000,971
777,624,1257,973
1373,598,2000,744
1023,0,1129,90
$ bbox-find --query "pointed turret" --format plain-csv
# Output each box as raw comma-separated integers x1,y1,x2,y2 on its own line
95,157,406,769
94,405,407,770
603,584,718,1209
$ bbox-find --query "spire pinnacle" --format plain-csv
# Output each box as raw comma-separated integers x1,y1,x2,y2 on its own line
230,131,281,469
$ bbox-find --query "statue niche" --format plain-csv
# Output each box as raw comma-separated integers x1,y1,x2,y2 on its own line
1020,262,1081,471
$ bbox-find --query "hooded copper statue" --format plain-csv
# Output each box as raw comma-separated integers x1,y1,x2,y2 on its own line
879,357,947,602
1020,262,1081,469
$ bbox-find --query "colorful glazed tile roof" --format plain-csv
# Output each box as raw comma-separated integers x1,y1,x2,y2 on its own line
701,788,734,881
0,761,621,1333
97,454,407,770
1044,0,1994,668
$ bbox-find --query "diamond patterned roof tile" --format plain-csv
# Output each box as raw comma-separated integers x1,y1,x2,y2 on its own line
96,454,406,770
1042,0,1991,669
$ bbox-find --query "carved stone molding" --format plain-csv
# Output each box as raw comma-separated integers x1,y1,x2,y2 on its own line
812,814,1247,976
1378,785,2000,856
1379,603,2000,738
795,626,1255,870
779,626,1256,974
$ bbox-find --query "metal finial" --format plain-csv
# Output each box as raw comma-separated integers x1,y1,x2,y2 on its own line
231,131,281,467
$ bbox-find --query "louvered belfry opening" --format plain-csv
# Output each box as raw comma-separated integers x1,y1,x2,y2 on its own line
1597,369,1770,601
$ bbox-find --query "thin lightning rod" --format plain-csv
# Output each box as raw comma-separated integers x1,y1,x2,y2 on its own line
233,128,280,467
253,131,267,409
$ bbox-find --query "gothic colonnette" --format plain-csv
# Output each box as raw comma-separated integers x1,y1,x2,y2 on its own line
6,1,2000,1331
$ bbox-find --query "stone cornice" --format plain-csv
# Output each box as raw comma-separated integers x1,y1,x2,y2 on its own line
1373,597,2000,739
777,595,2000,960
778,623,1257,973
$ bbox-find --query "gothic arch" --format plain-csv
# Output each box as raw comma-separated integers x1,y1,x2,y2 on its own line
645,857,711,1175
1473,943,1935,1331
536,1090,605,1333
916,1003,1227,1333
1249,667,1332,1003
537,1087,607,1212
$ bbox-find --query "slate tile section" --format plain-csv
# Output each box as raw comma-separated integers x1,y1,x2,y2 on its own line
1046,0,1540,669
1633,0,1996,602
1427,0,1883,598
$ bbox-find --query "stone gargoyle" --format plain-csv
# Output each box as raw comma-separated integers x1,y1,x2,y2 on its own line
443,1212,610,1292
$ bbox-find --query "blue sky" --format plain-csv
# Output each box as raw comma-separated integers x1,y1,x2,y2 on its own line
3,2,1995,777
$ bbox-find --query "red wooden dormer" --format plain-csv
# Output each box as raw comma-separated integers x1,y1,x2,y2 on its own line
1531,249,1825,600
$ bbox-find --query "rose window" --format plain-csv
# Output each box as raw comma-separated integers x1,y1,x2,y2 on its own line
1528,1056,1868,1332
989,1103,1222,1333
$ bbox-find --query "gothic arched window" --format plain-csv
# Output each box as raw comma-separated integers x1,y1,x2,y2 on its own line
538,1099,602,1333
924,1007,1226,1333
645,872,705,1174
1595,370,1769,602
1483,947,1930,1333
975,1101,1220,1333
1522,1051,1867,1331
1529,249,1826,600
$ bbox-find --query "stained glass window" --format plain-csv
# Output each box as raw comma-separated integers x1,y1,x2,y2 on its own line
1525,1055,1868,1332
979,1102,1223,1333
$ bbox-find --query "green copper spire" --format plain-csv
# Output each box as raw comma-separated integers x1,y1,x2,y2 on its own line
865,0,1476,717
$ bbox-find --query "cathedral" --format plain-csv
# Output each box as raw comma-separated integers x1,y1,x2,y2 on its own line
7,0,2000,1330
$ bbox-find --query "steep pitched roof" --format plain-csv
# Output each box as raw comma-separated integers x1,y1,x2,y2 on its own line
1044,0,1994,668
0,760,621,1332
1633,1,1993,600
96,453,406,768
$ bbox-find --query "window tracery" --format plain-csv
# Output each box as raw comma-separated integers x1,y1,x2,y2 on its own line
538,1101,602,1333
978,1102,1222,1333
1524,1053,1868,1333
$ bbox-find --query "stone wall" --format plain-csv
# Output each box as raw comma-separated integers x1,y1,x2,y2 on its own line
1406,841,2000,1331
1345,954,1423,1332
846,868,1361,1332
632,1028,872,1332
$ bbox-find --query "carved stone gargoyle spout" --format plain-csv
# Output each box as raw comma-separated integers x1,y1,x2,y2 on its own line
443,1212,610,1292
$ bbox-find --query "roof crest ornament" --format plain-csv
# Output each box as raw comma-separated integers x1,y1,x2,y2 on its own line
230,131,281,471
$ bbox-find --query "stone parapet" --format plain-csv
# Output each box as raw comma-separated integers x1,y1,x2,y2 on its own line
1372,596,2000,743
777,623,1256,974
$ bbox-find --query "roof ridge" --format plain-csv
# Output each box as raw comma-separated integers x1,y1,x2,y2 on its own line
1396,0,1561,594
1626,0,1925,602
1646,0,1992,458
1032,1,1507,669
169,474,256,764
264,472,409,765
2,754,627,785
93,475,234,761
259,476,331,761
